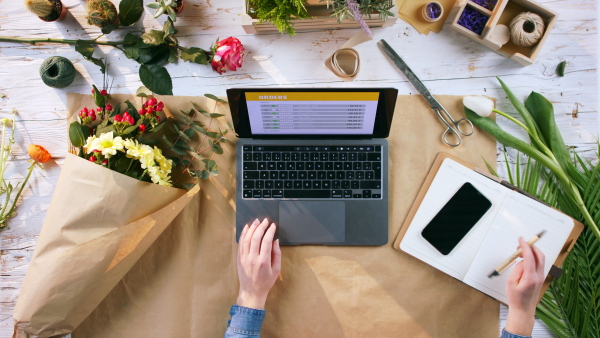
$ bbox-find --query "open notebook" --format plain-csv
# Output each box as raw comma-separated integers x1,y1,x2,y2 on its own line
394,153,583,304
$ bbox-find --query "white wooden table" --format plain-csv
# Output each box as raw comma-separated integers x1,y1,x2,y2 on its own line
0,1,597,337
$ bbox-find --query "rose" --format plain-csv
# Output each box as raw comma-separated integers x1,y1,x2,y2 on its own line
210,37,244,75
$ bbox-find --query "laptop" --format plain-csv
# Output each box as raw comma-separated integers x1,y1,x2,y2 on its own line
227,88,398,245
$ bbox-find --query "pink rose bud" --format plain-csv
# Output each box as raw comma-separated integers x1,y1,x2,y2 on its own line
106,104,113,111
210,37,245,75
89,155,97,162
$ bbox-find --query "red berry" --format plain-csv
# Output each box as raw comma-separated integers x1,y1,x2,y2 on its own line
102,160,108,166
89,156,97,162
147,98,157,106
91,114,96,121
157,102,164,109
82,107,89,113
139,124,147,133
100,90,108,96
91,88,95,94
139,108,146,115
114,115,122,122
97,107,103,112
147,106,154,114
106,104,113,111
156,116,161,123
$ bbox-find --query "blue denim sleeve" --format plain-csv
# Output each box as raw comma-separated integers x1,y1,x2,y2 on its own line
224,305,266,337
501,328,532,338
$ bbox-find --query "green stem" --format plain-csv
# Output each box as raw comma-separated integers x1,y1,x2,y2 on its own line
0,36,131,46
0,121,8,191
3,162,36,222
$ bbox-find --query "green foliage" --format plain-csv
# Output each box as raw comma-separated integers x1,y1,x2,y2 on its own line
86,0,118,28
556,61,567,77
75,40,106,74
139,65,173,96
327,0,394,22
118,0,144,26
24,0,53,17
467,78,600,337
147,0,179,22
248,0,311,35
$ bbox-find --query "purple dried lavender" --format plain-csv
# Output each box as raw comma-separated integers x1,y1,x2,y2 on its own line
346,0,372,37
427,3,442,19
457,6,489,35
471,0,497,10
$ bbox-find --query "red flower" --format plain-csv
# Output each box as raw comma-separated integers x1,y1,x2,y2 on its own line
210,37,244,75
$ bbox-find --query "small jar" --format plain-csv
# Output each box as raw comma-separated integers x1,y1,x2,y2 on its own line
422,1,443,22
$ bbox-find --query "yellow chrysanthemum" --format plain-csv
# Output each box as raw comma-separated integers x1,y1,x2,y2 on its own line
89,132,124,158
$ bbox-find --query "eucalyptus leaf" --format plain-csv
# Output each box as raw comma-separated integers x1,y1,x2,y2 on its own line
173,124,191,141
184,128,194,138
162,135,174,148
139,65,173,95
118,0,144,26
209,113,224,118
172,147,187,155
204,94,227,103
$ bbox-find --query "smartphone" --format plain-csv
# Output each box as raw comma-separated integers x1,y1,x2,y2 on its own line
421,182,492,255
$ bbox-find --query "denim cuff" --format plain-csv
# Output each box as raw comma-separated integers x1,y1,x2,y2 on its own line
226,305,266,336
501,328,531,338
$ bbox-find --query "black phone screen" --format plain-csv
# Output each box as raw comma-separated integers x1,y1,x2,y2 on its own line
421,182,492,255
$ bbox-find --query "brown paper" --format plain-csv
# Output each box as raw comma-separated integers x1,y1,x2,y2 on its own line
60,94,499,337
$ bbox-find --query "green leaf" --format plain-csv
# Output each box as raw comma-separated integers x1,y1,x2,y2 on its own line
118,0,144,26
141,29,167,45
124,100,140,120
166,5,177,22
180,47,209,65
556,61,567,77
201,169,211,179
136,86,152,97
137,45,170,66
101,23,120,34
209,140,223,154
162,135,174,148
150,121,167,133
91,84,106,107
184,128,194,138
172,146,187,155
139,65,173,95
163,19,177,36
497,78,544,148
204,94,227,103
173,124,191,141
146,2,161,9
124,33,144,60
69,122,90,148
122,122,141,135
525,92,571,172
75,40,106,73
191,122,208,134
111,103,121,117
209,113,224,118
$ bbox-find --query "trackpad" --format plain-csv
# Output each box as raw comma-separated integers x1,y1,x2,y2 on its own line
279,201,345,244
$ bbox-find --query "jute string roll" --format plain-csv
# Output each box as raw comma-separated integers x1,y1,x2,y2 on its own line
39,56,76,88
509,12,545,47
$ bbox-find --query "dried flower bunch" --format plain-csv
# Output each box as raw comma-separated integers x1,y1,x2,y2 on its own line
457,6,489,35
70,86,231,189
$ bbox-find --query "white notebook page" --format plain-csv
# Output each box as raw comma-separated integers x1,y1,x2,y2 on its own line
400,158,507,280
463,191,574,303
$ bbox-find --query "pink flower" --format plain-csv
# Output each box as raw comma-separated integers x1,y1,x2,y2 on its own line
210,37,244,75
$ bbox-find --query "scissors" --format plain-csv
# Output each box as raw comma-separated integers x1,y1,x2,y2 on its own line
377,39,474,147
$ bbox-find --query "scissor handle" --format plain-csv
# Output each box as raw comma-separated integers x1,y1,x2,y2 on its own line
453,117,474,136
442,127,462,147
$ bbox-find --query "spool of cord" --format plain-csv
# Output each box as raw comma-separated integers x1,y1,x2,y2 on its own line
509,12,545,47
39,56,76,88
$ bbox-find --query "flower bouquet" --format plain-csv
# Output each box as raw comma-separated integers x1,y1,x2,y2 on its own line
12,88,233,337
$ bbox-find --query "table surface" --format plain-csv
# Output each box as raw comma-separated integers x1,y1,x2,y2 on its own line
0,0,597,336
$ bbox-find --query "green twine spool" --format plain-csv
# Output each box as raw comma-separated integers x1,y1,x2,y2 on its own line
39,56,76,88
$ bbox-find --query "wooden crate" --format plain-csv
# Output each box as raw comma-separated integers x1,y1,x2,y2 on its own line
241,0,397,34
446,0,557,66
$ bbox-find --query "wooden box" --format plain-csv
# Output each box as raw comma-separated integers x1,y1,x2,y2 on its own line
241,0,397,34
447,0,558,66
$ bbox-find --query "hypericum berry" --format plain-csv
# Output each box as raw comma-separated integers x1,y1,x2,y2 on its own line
90,114,96,121
102,159,108,166
97,107,103,112
156,116,161,123
147,98,157,106
147,106,154,114
100,89,108,96
82,107,89,114
114,114,122,122
89,155,97,162
105,104,113,111
139,108,147,116
139,124,146,133
91,88,95,94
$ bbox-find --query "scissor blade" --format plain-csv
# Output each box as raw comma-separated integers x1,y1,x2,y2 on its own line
377,39,438,107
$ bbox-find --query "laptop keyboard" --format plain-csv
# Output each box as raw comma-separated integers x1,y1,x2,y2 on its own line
241,145,383,199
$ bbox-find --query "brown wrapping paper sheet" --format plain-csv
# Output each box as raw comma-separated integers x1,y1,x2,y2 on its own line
65,94,499,337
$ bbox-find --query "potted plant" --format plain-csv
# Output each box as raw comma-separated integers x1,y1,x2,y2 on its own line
86,0,119,28
24,0,67,22
147,0,185,21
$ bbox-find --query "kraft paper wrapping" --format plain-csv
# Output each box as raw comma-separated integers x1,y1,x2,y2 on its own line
15,94,499,337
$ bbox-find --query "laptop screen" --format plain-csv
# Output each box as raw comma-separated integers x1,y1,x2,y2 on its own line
227,88,398,138
245,92,379,135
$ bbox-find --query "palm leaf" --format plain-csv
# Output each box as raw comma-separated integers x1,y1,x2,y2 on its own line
501,150,600,338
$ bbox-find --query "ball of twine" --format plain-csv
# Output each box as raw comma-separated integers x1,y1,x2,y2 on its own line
39,56,76,88
510,12,545,47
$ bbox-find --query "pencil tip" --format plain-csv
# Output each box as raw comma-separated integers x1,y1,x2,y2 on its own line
488,271,499,278
538,230,547,237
